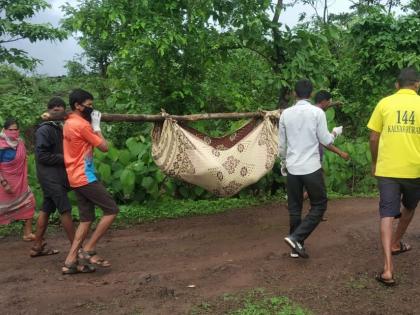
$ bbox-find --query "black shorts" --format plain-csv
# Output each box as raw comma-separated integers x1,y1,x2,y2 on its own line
74,181,119,222
41,191,72,215
377,177,420,218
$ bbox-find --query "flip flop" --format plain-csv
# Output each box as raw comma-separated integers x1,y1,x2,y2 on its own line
375,273,396,287
30,243,59,258
392,241,411,256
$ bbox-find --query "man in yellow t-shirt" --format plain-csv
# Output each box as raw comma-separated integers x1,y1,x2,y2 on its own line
367,67,420,287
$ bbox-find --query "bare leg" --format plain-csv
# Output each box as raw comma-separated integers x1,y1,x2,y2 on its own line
33,212,49,248
380,217,394,280
23,218,34,240
83,214,117,263
64,222,91,265
391,207,415,251
60,212,75,244
83,214,117,267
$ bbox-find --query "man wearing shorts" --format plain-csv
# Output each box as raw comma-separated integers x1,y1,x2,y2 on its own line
367,67,420,286
31,97,75,257
62,89,119,274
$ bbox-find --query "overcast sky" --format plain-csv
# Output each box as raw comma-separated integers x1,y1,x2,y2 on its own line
3,0,357,76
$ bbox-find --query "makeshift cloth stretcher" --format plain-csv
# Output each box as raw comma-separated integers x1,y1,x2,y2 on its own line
152,110,280,197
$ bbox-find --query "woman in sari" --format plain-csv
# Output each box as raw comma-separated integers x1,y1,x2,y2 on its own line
0,118,35,240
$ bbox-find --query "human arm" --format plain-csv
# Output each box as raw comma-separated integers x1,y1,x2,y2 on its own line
278,114,287,159
323,144,350,160
35,126,64,166
0,151,13,194
316,110,335,146
369,131,380,176
80,111,109,152
278,115,288,176
90,110,108,152
0,171,13,194
94,131,109,152
367,102,383,177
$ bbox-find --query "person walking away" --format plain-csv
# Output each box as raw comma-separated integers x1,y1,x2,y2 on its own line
0,118,35,240
30,97,75,257
367,67,420,286
300,90,350,222
279,79,342,258
314,90,349,162
62,89,119,275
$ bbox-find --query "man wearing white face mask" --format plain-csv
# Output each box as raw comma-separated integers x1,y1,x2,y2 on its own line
0,118,35,240
61,89,119,275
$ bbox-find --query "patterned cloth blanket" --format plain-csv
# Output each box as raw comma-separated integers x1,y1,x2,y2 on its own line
152,110,280,197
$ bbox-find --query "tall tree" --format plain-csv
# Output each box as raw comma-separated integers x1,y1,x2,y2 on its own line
62,0,117,77
64,0,336,112
0,0,66,69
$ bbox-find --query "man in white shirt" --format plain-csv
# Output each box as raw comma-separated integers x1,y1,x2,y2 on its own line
279,79,341,258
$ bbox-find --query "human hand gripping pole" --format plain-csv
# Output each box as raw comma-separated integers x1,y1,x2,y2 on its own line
91,110,102,132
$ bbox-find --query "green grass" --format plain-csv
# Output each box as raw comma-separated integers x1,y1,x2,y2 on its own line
190,289,312,315
230,296,311,315
0,194,284,237
115,194,284,225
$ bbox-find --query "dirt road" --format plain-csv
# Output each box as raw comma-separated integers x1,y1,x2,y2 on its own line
1,198,420,315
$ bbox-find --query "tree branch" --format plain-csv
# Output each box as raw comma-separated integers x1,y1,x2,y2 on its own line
271,0,285,72
218,44,273,66
42,110,281,122
0,37,24,44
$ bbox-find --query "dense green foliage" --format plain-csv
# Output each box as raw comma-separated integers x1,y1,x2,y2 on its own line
0,0,419,205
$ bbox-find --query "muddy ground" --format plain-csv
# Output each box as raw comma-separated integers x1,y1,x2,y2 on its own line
1,198,420,315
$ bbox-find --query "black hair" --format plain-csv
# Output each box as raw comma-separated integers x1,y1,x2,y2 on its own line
69,89,94,110
398,67,419,88
47,97,66,110
4,118,19,129
314,90,332,104
294,79,313,99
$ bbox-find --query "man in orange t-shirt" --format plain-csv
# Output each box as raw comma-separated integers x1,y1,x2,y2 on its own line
62,89,119,275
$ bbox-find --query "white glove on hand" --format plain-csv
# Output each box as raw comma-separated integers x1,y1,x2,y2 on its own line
91,110,102,132
332,126,343,137
280,160,287,176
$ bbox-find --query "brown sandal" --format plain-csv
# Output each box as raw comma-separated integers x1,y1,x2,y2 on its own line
78,249,111,268
62,261,96,275
30,243,59,257
392,241,411,256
